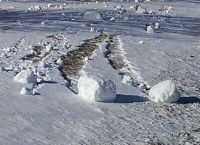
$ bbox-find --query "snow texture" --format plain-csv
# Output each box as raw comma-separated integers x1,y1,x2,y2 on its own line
148,80,181,103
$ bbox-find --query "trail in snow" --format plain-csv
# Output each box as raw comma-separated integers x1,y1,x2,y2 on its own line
104,35,150,93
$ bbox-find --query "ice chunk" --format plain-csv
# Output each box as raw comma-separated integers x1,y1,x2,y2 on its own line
78,75,116,102
148,80,180,103
14,69,37,84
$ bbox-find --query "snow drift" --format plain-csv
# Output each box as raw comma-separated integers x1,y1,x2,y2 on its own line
148,80,180,103
78,75,116,102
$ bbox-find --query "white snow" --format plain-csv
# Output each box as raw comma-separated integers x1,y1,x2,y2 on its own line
78,75,116,102
14,69,37,84
148,80,181,103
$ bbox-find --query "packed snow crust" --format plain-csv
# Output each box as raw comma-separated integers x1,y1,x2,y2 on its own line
78,75,116,102
148,80,181,103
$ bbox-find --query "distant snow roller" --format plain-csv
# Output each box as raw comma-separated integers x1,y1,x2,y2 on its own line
148,80,181,103
78,75,117,102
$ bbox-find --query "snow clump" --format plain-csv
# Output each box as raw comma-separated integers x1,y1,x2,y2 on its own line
78,75,117,102
146,25,154,33
83,11,102,21
148,80,180,103
14,69,37,84
20,87,33,95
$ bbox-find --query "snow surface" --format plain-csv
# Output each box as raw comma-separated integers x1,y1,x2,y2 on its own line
149,80,181,103
0,0,200,145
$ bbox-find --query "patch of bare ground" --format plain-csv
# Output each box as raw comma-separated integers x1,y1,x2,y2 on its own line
104,35,126,70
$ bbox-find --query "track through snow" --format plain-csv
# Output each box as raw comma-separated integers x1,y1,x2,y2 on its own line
105,35,150,93
0,0,200,145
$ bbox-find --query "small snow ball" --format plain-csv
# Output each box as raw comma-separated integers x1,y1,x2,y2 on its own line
78,75,116,102
83,11,102,21
148,80,180,103
14,69,37,84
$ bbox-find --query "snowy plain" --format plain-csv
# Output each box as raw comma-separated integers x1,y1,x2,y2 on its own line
0,0,200,145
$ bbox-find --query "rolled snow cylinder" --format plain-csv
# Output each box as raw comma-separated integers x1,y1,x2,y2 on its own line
78,75,117,102
148,80,180,103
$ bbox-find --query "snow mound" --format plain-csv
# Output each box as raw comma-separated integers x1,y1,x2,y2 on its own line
14,69,37,84
148,80,180,103
83,11,102,21
78,75,116,102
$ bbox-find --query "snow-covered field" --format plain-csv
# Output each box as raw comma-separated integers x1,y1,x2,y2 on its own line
0,0,200,144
